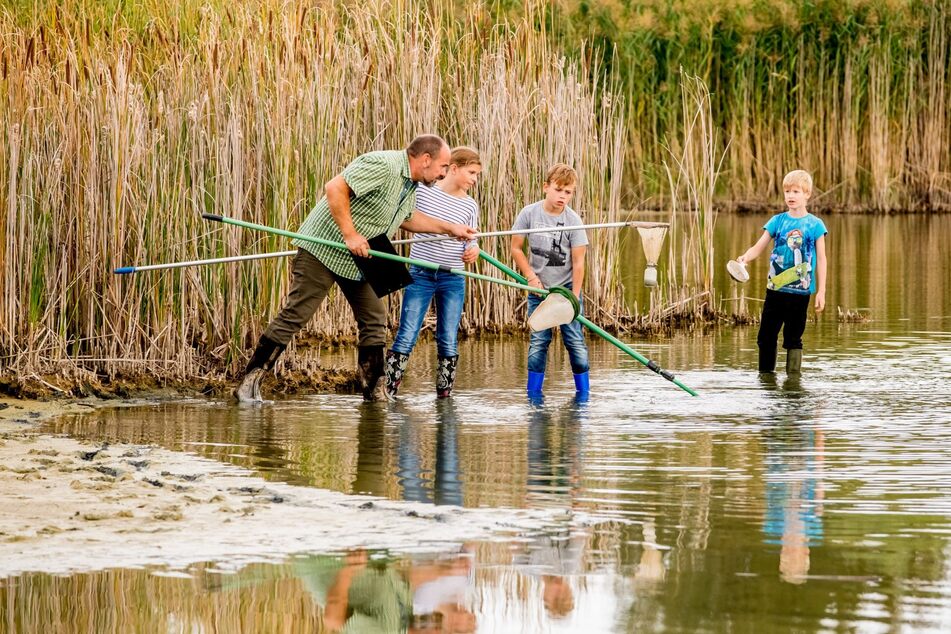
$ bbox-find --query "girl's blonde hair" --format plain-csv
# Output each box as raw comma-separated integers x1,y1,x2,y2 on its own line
782,170,813,194
450,146,481,168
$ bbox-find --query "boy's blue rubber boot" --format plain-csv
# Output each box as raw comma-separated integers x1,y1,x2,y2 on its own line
573,371,590,395
526,371,545,396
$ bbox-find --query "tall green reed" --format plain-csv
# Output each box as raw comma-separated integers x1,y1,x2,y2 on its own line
546,0,950,211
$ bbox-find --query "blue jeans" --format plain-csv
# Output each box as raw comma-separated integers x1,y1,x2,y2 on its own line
526,286,589,374
391,265,466,358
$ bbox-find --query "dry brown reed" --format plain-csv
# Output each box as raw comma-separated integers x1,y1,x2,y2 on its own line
0,1,632,381
655,71,728,322
3,0,947,384
837,306,872,323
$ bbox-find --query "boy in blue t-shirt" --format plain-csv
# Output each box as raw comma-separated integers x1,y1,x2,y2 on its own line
736,170,828,374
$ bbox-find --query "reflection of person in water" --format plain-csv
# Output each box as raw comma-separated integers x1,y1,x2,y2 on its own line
762,423,825,584
397,399,464,506
292,548,476,633
633,518,666,586
352,404,389,498
526,400,585,506
406,547,477,633
292,549,412,633
513,529,588,619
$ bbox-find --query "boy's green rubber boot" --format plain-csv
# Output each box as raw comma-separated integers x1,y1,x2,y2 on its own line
758,345,777,374
786,348,803,375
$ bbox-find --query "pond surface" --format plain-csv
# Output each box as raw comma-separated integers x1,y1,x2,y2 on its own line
6,214,951,632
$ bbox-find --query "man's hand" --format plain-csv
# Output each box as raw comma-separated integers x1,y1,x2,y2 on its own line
815,290,826,313
345,549,369,568
343,232,370,258
527,275,544,290
449,223,477,241
461,245,479,264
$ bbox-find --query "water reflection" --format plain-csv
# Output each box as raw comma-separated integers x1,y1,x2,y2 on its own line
513,529,589,621
763,422,825,585
527,398,585,508
24,214,951,630
393,400,464,506
216,547,477,633
353,404,387,497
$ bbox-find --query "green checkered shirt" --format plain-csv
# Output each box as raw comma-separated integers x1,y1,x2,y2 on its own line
292,150,417,280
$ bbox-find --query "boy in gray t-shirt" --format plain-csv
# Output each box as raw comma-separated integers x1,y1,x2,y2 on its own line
511,164,590,397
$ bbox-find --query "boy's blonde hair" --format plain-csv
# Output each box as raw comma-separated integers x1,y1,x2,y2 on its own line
545,163,577,187
782,170,813,194
450,146,481,168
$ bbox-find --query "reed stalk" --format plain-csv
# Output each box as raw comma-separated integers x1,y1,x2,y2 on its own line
2,0,947,385
0,1,632,381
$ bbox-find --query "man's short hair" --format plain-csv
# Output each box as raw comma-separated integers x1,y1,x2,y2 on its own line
407,135,448,158
782,169,813,194
545,163,577,187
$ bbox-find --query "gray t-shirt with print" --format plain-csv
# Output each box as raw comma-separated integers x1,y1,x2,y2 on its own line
512,201,589,288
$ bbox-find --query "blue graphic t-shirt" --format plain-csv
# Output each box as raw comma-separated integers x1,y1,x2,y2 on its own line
764,212,828,295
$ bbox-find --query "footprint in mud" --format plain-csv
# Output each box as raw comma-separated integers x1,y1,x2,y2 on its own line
82,512,111,521
27,449,58,457
152,506,183,521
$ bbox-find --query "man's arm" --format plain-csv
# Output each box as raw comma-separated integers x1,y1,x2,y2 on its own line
325,175,371,258
570,245,586,298
400,211,475,240
323,550,368,630
814,234,827,313
511,235,542,289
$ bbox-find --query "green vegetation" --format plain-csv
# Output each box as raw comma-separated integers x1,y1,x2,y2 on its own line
0,0,947,382
515,0,950,209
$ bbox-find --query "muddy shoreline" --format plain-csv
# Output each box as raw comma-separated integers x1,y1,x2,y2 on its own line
0,366,363,401
0,397,598,577
0,313,717,400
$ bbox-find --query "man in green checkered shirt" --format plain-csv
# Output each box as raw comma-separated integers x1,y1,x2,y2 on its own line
235,135,475,402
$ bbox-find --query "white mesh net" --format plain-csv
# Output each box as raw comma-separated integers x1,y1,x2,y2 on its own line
637,226,668,265
527,291,579,332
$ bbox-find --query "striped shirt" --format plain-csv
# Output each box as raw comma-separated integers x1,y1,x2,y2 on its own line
292,150,417,280
408,185,479,269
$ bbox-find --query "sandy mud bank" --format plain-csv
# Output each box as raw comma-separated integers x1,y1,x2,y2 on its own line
0,398,593,577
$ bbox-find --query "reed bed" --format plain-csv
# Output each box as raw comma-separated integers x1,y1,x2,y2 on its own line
2,0,947,385
0,0,631,381
541,0,951,211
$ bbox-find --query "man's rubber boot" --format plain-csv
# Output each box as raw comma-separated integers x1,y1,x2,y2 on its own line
235,335,285,403
758,344,777,374
385,350,411,397
436,355,459,398
358,345,386,402
786,348,803,375
527,371,545,396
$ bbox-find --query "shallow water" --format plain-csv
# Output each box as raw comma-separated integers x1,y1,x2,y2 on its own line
7,214,951,632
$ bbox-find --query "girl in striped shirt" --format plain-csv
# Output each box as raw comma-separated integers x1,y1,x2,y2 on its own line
385,147,481,398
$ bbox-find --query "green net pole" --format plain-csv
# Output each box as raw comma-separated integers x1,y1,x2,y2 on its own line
478,249,698,397
202,214,548,296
